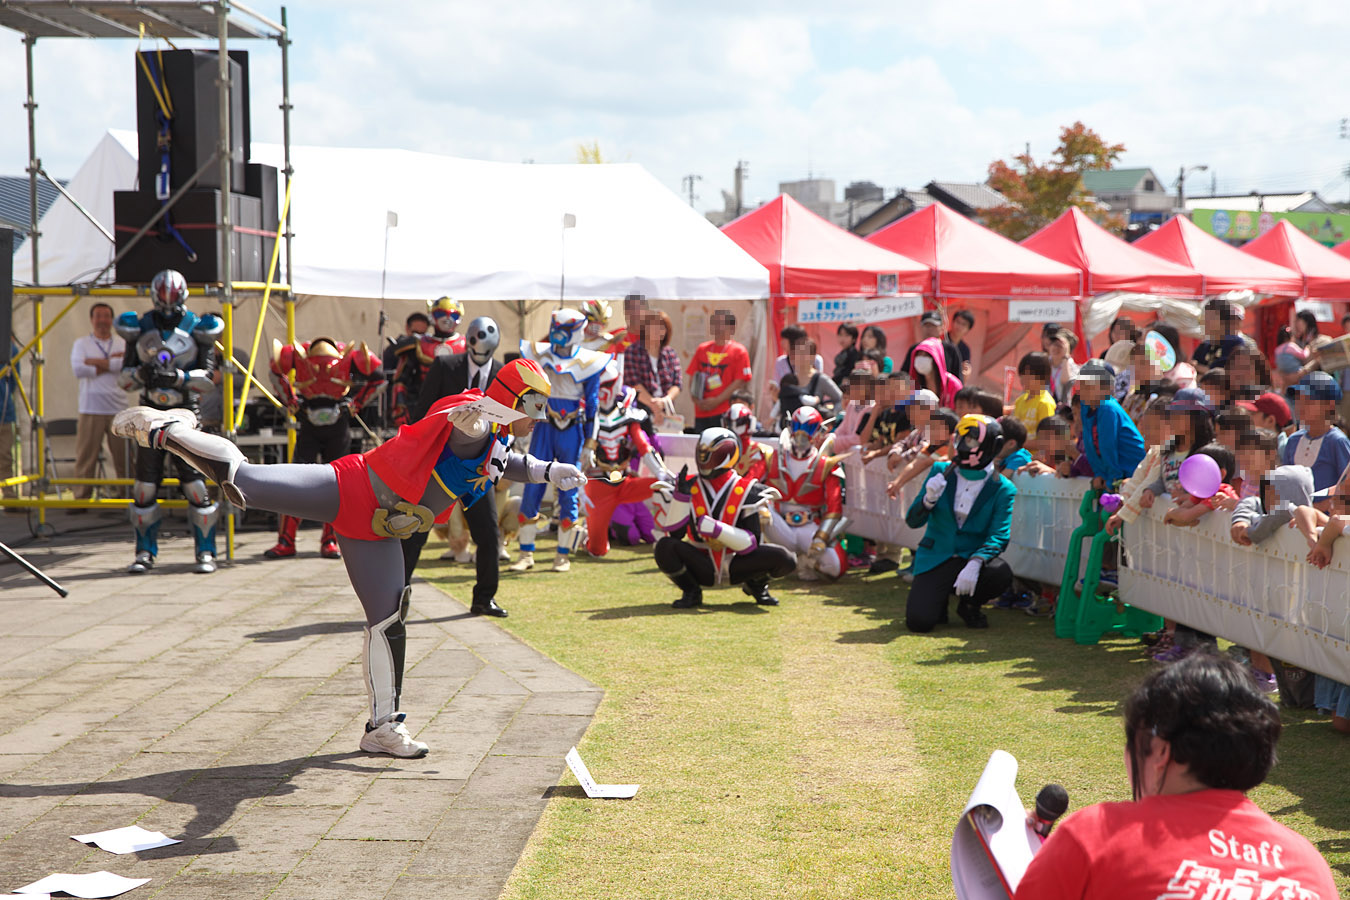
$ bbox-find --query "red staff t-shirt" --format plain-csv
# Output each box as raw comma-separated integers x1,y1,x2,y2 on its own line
686,340,752,417
1014,790,1337,900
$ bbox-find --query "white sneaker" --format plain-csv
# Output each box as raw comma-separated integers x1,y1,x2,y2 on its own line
552,553,571,572
508,552,534,572
194,553,217,574
497,547,511,562
359,713,429,758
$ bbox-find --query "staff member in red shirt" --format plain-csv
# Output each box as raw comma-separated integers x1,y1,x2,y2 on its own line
1015,654,1336,900
686,308,752,432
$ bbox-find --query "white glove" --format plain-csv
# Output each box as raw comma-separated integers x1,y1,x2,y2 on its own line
954,559,982,596
580,447,596,470
548,462,587,491
446,404,487,438
923,473,947,508
695,514,719,539
801,394,819,407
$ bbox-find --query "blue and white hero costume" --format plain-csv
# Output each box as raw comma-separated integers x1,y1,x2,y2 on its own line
515,309,612,564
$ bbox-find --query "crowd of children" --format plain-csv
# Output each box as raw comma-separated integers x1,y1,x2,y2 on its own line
766,304,1350,737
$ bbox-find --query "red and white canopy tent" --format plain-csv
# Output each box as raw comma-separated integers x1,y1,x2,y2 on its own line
1022,208,1204,354
865,202,1082,384
1242,220,1350,346
721,194,932,382
1135,215,1306,354
1336,239,1350,262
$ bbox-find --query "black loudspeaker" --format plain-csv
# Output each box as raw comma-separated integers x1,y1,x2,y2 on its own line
135,49,249,194
0,228,12,367
113,190,263,284
244,162,280,279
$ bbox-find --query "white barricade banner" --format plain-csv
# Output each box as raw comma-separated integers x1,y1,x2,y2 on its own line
842,457,924,549
1003,474,1094,586
1122,503,1350,685
842,461,1091,583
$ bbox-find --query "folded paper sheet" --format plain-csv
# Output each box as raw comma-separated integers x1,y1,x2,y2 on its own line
565,747,638,799
71,826,180,855
13,871,148,898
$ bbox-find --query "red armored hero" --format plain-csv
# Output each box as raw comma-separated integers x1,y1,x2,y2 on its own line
266,337,384,559
726,402,773,481
761,407,848,580
391,296,468,423
583,361,671,556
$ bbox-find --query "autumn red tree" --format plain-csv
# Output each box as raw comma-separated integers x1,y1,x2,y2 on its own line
983,122,1127,241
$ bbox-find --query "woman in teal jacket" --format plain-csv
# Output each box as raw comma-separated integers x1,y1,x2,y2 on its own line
904,414,1016,632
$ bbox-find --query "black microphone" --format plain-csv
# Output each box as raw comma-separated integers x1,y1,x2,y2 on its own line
1031,784,1069,838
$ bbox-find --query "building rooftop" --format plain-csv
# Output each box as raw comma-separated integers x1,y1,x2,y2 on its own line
0,176,63,231
1080,168,1158,194
1183,192,1335,213
925,181,1008,211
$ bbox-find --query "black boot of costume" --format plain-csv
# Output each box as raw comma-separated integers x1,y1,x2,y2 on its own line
741,577,779,606
668,568,703,609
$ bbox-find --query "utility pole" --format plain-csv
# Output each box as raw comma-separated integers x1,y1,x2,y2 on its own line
681,174,702,208
734,160,749,217
1176,164,1208,212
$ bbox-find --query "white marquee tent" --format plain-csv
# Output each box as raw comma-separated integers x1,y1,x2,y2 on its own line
14,130,770,301
11,132,770,428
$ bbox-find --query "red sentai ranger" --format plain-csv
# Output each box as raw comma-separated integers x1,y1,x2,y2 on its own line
266,336,384,559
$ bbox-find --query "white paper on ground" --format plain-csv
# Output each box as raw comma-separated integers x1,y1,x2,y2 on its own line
950,749,1041,900
565,747,638,799
13,871,148,898
445,394,526,426
71,825,180,855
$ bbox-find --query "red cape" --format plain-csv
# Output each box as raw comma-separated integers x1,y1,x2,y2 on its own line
365,390,482,503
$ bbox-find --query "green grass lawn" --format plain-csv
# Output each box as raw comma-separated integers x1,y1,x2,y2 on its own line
426,545,1349,899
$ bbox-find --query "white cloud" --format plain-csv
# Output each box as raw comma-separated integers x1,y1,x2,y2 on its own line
0,0,1346,225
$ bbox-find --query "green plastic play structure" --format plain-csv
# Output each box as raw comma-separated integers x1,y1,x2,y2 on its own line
1055,488,1164,645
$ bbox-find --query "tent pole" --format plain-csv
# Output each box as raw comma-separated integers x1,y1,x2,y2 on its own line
279,6,293,287
218,0,236,562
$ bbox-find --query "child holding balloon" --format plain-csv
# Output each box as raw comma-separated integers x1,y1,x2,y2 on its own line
1140,390,1216,510
1161,445,1239,526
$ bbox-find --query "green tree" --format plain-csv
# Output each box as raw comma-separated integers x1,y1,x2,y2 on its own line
983,122,1127,241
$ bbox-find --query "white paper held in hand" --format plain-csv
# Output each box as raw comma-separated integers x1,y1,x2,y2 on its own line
13,871,149,898
564,747,638,799
71,825,180,855
950,749,1041,900
446,394,526,426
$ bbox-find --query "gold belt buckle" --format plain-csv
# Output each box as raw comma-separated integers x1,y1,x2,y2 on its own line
370,501,435,539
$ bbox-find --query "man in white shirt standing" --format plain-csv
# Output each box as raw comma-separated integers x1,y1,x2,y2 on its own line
69,303,129,503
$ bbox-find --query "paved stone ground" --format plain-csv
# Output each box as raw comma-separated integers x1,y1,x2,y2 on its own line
0,511,601,899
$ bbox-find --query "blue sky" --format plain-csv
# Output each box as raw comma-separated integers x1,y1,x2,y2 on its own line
1,0,1347,216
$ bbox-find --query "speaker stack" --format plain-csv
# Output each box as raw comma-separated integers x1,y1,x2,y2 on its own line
114,49,279,285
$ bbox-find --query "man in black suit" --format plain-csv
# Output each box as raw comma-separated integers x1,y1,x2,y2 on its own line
400,316,509,616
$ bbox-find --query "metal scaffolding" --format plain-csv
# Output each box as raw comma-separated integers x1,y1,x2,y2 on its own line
0,1,295,560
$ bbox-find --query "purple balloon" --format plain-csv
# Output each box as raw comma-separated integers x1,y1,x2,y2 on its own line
1099,493,1123,512
1178,454,1222,499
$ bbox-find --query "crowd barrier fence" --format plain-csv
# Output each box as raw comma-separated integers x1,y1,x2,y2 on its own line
840,457,1349,684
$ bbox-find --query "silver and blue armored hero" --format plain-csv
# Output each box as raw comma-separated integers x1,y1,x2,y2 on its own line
115,269,223,574
510,308,612,572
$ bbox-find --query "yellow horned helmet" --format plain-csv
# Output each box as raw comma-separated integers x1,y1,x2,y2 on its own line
579,299,613,327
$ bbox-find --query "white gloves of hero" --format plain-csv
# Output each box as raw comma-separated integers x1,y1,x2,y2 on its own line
954,558,982,596
922,474,947,508
446,405,488,438
547,462,587,491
